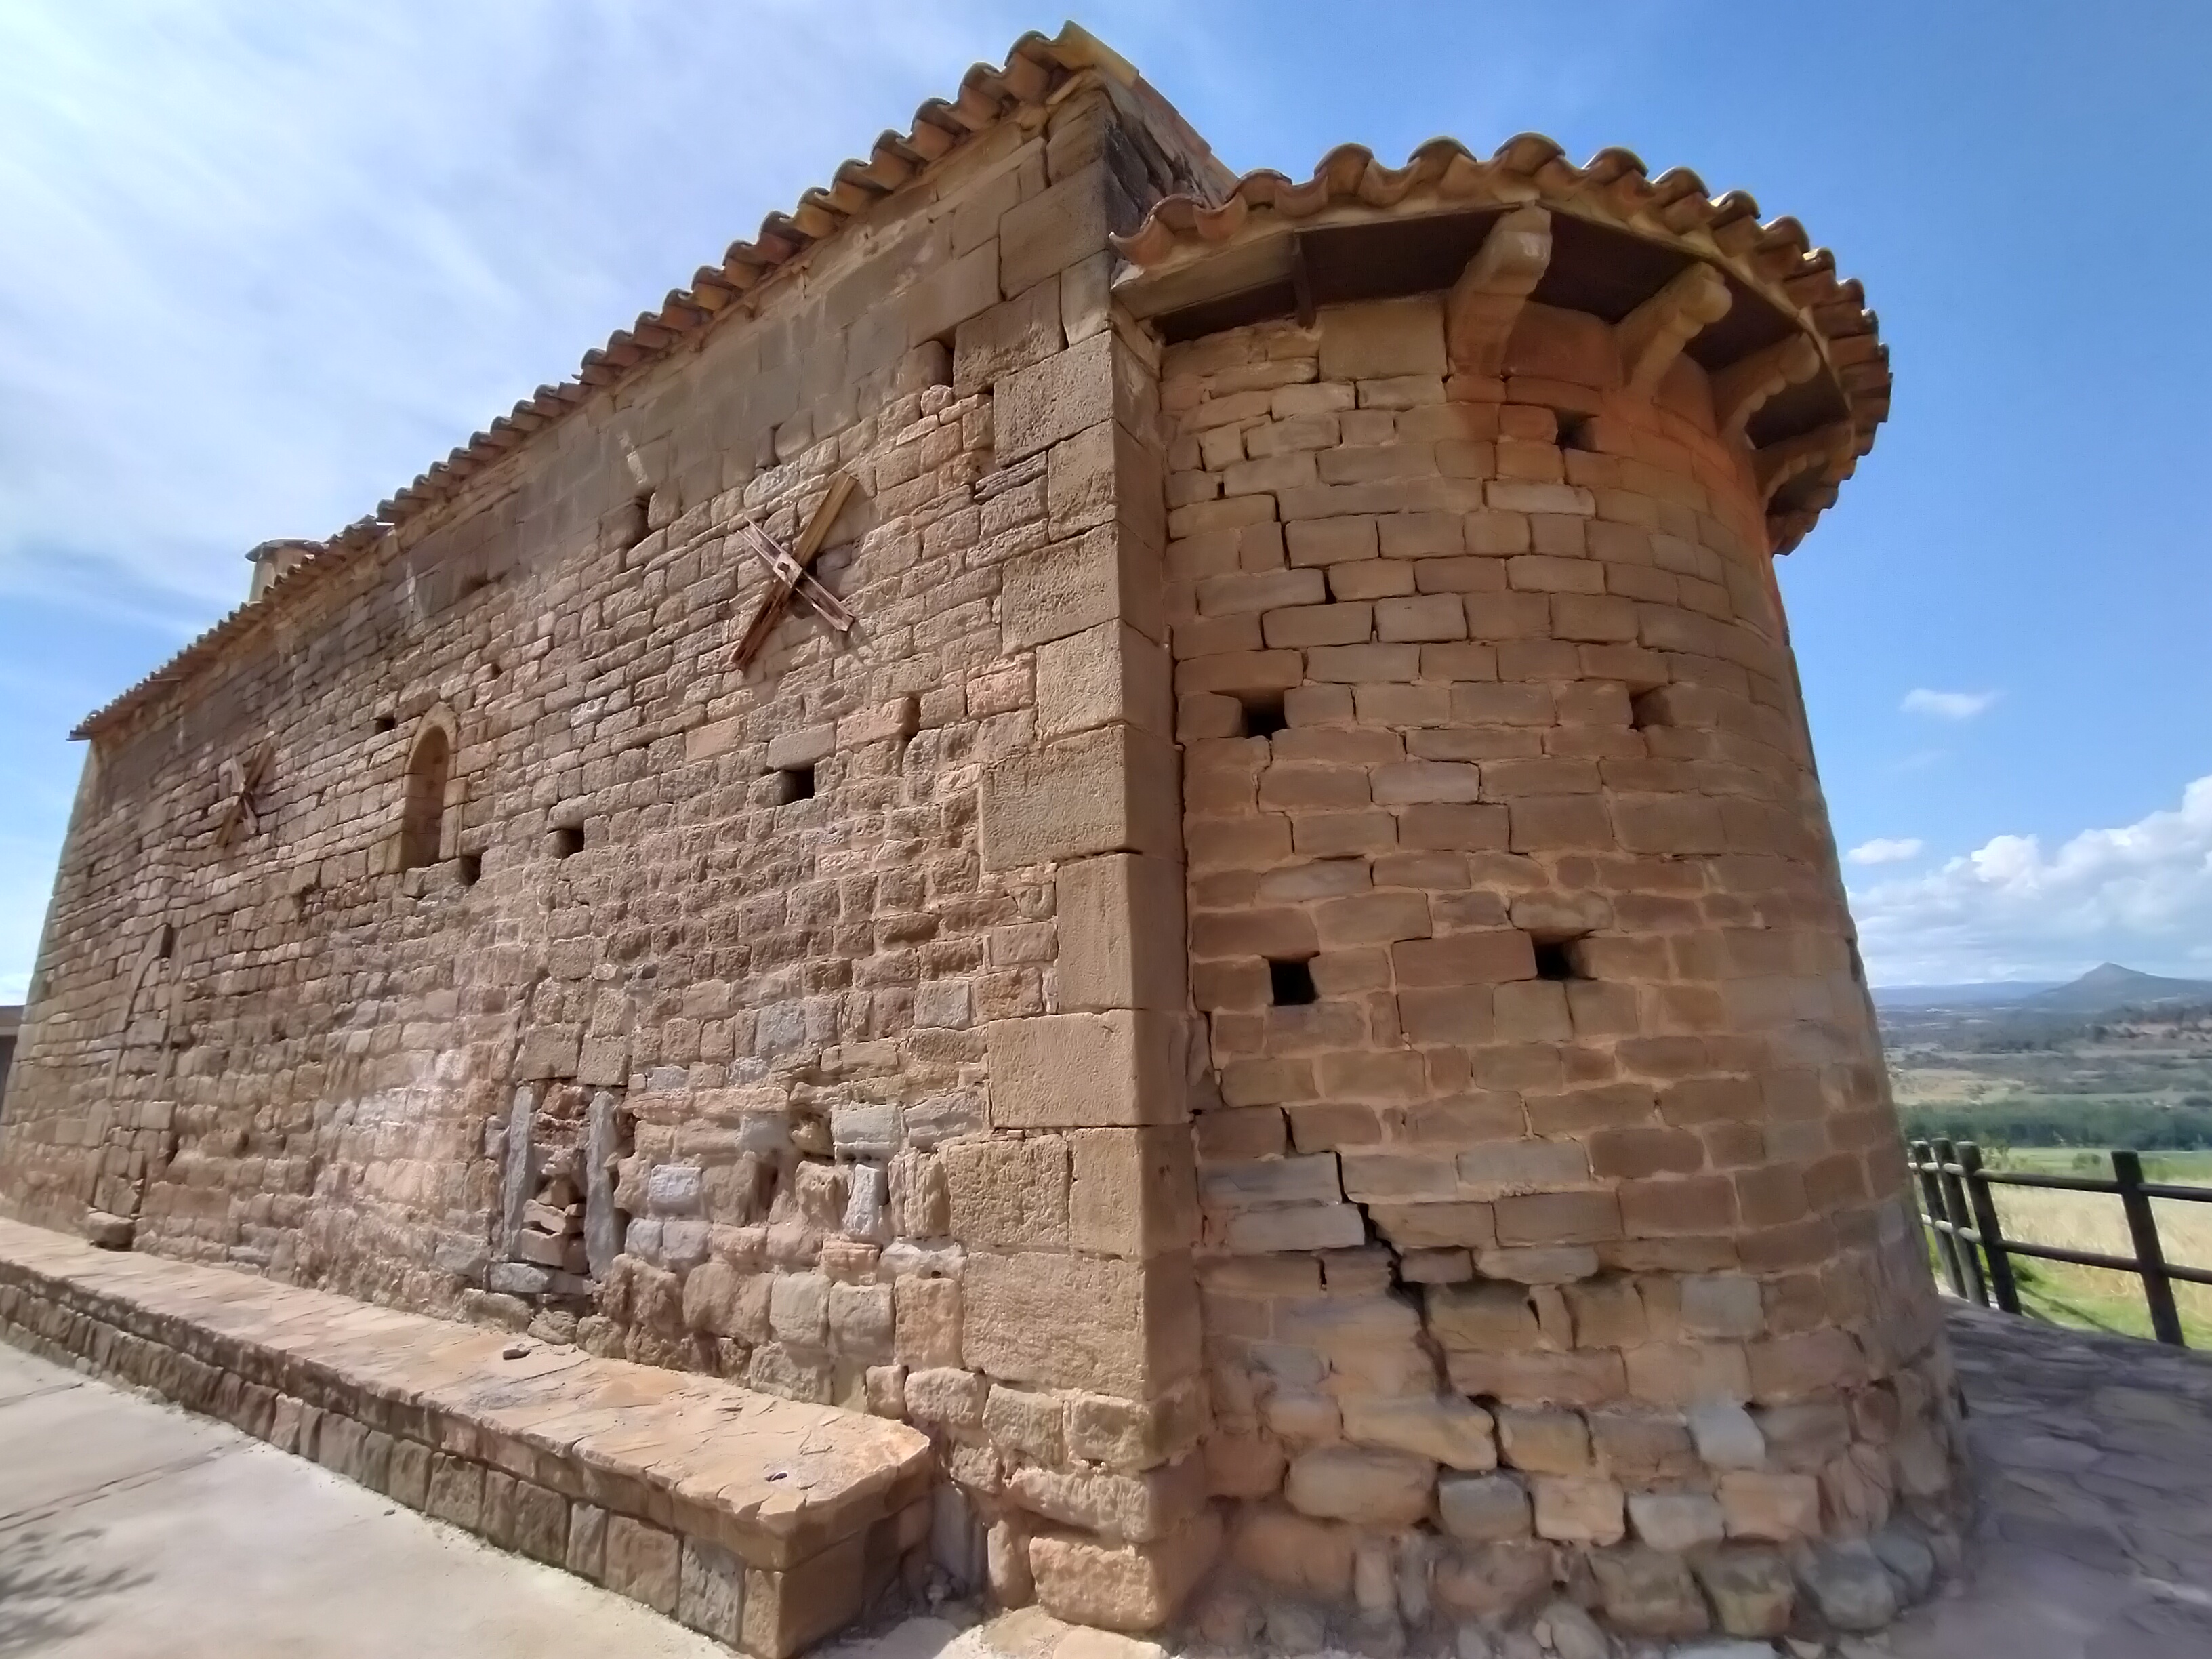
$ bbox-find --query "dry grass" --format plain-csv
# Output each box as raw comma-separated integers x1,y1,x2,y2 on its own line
1889,1066,2011,1106
1981,1184,2212,1341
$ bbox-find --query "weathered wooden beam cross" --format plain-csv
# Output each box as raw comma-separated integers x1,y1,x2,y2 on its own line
733,470,857,670
216,735,274,844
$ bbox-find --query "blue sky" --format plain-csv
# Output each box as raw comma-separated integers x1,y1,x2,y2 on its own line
3,0,2208,995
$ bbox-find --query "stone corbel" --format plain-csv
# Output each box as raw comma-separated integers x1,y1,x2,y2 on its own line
1754,420,1854,506
1446,205,1553,377
1616,263,1732,395
1711,334,1823,443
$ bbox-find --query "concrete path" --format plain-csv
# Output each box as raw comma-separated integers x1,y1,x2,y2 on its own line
0,1343,724,1659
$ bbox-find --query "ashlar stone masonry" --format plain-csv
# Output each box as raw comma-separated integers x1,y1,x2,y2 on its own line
0,23,1963,1653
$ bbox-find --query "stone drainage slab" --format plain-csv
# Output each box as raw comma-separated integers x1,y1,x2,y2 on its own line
0,1216,933,1656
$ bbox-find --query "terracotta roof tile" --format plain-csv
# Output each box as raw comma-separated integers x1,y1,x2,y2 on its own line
1114,137,1888,551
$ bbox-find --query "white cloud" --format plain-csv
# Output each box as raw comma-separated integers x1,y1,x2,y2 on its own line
1900,688,2000,721
1849,775,2212,985
1846,837,1924,865
0,0,1046,616
0,835,58,1007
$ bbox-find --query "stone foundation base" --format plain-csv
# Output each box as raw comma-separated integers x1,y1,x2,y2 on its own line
1176,1513,1964,1658
0,1216,935,1657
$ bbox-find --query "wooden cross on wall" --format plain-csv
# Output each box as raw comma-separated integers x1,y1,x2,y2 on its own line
216,735,274,844
732,470,857,671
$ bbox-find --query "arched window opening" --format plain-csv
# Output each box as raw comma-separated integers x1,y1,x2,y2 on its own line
398,726,451,872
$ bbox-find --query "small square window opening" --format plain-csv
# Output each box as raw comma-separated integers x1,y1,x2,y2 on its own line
551,825,584,859
1532,935,1588,982
1269,958,1318,1006
1239,693,1288,741
776,766,816,804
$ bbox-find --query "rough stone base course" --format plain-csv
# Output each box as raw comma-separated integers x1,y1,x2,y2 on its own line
0,1216,933,1657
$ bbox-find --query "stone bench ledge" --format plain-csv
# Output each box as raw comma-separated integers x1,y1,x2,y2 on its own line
0,1216,934,1655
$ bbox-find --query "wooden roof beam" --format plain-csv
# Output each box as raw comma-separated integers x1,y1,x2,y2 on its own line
1712,335,1823,444
1755,420,1853,506
1616,262,1732,395
1445,205,1553,377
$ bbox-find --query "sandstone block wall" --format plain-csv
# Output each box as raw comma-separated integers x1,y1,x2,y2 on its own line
1,31,1960,1645
0,74,1224,1622
1160,295,1960,1643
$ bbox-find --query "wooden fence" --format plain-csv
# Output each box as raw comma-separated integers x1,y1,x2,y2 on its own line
1906,1138,2212,1347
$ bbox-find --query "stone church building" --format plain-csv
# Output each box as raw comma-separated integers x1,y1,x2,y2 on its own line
0,23,1959,1652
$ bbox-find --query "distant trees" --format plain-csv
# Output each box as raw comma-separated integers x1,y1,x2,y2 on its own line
1900,1100,2212,1151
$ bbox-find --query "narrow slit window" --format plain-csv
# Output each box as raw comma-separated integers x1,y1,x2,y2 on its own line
775,765,815,804
1239,693,1288,741
398,726,451,872
1269,958,1318,1007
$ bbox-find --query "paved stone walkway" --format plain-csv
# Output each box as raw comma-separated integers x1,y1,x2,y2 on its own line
0,1340,725,1657
1884,1304,2212,1659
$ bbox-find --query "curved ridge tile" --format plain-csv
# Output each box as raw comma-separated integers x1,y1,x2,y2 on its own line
1111,131,1891,556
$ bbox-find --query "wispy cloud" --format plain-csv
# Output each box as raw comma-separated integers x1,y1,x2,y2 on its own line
1901,687,2000,721
0,0,1042,620
1849,775,2212,984
1846,836,1924,865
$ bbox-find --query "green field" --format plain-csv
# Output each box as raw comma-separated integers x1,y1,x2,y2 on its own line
1898,1098,2212,1151
1883,979,2212,1346
1988,1146,2212,1181
1915,1144,2212,1347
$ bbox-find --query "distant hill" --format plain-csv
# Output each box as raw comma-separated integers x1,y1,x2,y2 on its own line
1872,981,2060,1010
1876,964,2212,1016
1873,964,2212,1014
2025,963,2212,1013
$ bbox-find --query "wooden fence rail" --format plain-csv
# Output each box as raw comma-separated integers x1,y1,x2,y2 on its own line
1906,1139,2212,1347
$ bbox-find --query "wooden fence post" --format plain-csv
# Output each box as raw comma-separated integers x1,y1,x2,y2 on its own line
2112,1150,2184,1346
1933,1137,1988,1306
1912,1139,1967,1297
1958,1143,2021,1315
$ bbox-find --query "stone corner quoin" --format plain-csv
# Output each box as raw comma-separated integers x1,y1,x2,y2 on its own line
0,23,1959,1655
